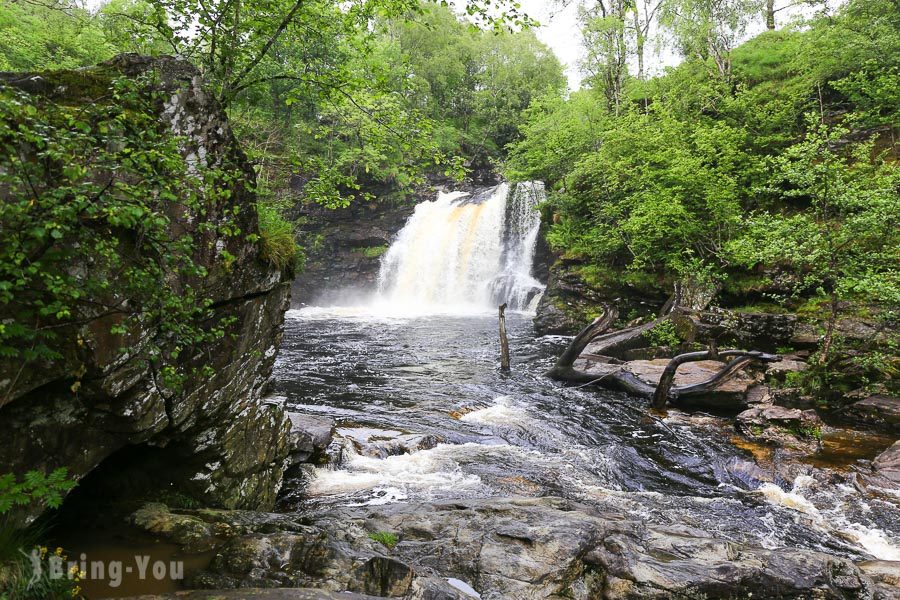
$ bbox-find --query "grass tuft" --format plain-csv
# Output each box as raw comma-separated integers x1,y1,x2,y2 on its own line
257,201,302,274
368,530,398,549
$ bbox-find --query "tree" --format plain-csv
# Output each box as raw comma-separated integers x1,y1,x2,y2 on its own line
728,120,899,363
580,0,629,112
660,0,758,78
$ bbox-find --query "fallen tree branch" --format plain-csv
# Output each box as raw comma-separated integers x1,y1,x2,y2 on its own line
650,349,779,410
551,304,617,371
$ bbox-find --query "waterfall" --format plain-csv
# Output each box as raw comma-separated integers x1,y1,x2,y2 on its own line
377,182,546,312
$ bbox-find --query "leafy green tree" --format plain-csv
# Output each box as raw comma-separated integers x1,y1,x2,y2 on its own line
660,0,759,78
0,0,114,70
728,120,899,362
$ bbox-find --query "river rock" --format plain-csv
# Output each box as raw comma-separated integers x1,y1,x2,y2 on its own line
335,427,441,459
176,497,876,599
121,590,382,599
843,395,900,435
872,441,900,488
681,309,799,352
766,357,810,381
859,561,900,600
0,55,293,523
287,413,335,465
736,405,823,452
534,259,665,336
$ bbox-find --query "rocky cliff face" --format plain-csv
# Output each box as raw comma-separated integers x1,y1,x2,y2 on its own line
290,197,415,305
0,55,292,521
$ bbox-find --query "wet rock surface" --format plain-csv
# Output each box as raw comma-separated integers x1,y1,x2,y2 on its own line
533,260,663,336
333,427,442,459
859,561,900,600
736,405,824,453
122,590,381,599
133,497,883,600
867,441,900,490
287,413,335,465
843,395,900,435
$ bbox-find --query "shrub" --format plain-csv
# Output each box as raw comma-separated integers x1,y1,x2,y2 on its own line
646,320,682,348
256,201,302,274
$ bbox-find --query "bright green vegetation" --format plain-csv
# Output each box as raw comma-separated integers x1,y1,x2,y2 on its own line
0,0,563,208
646,320,683,349
257,200,304,274
0,469,76,514
507,0,898,394
0,470,79,599
368,530,399,549
0,0,562,556
359,245,390,259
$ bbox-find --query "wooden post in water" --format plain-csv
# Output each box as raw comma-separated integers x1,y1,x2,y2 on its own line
499,303,510,371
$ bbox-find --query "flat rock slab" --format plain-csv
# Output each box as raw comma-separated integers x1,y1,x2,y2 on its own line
627,358,755,392
118,590,380,600
844,395,900,435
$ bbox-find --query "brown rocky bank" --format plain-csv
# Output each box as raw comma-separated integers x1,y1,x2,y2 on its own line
0,55,293,521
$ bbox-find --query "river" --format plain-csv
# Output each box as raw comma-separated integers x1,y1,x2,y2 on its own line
270,307,900,563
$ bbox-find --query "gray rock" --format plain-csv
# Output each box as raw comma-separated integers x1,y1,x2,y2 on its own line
287,413,335,464
736,405,823,452
859,561,900,600
0,55,292,523
874,442,900,479
766,357,810,381
682,309,799,352
118,589,381,599
844,396,900,435
335,427,441,459
183,497,876,600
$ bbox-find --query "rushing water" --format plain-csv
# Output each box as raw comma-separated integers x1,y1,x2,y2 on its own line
271,311,899,561
272,183,899,566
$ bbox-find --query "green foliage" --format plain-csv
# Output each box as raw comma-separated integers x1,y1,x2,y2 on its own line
646,320,682,348
727,120,899,309
0,538,83,600
359,245,389,259
0,72,244,392
0,1,114,71
368,530,398,549
257,201,302,274
0,469,76,515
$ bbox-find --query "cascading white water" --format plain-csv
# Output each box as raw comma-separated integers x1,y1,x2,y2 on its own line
490,181,546,312
376,182,545,312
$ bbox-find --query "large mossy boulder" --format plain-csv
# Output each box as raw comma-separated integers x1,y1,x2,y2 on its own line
0,55,292,521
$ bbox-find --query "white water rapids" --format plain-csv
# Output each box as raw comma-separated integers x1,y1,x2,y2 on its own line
376,182,545,312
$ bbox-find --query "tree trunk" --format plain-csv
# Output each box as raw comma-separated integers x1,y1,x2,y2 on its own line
766,0,776,30
632,7,645,80
817,289,839,366
499,303,510,371
546,305,618,379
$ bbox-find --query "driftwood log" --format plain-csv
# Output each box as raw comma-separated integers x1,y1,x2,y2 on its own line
499,303,510,371
649,349,779,409
548,306,779,409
